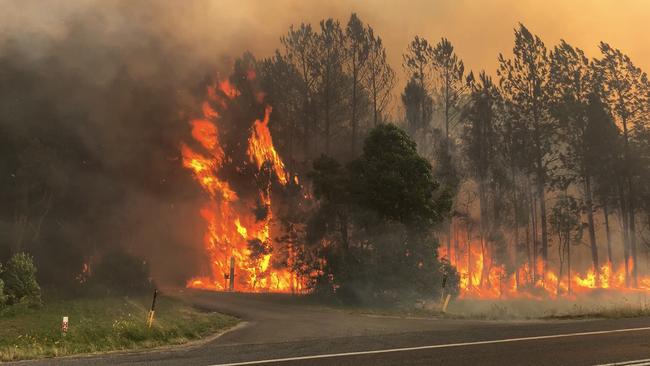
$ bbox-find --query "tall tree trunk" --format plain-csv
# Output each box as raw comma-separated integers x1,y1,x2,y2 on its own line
351,65,358,157
567,234,572,295
529,176,538,283
324,64,331,155
478,179,489,287
584,176,600,281
467,224,472,289
618,185,630,287
372,73,379,127
603,204,613,266
511,164,520,290
627,175,638,287
557,234,563,296
619,98,638,287
538,176,549,277
303,100,311,160
454,222,460,266
444,79,450,140
300,58,312,161
526,209,532,284
447,220,452,263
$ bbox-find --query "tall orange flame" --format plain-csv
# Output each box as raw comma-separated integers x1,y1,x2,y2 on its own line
182,76,298,292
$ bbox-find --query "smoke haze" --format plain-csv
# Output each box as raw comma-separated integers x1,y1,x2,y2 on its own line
1,0,648,286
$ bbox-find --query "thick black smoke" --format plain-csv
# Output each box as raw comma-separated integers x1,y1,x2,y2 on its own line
0,1,256,287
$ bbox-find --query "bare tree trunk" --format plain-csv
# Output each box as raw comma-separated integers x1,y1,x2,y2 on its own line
351,66,358,157
628,175,638,287
454,222,460,266
467,225,472,289
619,185,630,287
324,65,331,155
526,211,532,284
604,204,613,265
538,176,549,277
478,179,489,288
372,73,379,127
567,234,572,295
557,234,563,296
447,220,452,263
529,176,538,282
511,165,520,290
584,176,600,282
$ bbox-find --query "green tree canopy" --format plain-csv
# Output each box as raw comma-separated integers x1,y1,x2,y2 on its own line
348,124,451,227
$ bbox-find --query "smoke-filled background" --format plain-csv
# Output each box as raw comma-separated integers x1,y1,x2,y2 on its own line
1,0,649,293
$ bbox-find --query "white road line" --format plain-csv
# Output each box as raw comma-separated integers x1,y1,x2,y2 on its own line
208,326,650,366
596,359,650,366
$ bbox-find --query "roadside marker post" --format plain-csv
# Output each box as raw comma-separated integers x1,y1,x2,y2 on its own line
229,256,235,291
61,316,69,336
439,273,448,312
441,294,452,313
147,289,158,328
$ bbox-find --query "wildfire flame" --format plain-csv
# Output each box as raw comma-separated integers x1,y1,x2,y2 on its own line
182,75,298,293
440,236,650,299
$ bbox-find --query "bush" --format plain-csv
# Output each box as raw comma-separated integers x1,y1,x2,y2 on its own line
90,251,152,295
0,267,7,308
438,257,461,298
1,253,41,306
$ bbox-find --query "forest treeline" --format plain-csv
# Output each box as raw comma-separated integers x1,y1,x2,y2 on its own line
250,15,650,293
1,10,649,298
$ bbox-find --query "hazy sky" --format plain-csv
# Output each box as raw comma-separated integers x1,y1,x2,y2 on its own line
214,0,650,76
2,0,649,91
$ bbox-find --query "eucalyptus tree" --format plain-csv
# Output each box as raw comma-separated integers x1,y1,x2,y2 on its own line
584,93,621,267
403,36,435,138
498,24,556,273
462,71,503,286
548,40,600,278
280,24,320,160
594,42,650,286
402,76,434,138
432,38,468,141
317,18,347,156
345,13,371,157
550,193,581,295
364,26,395,127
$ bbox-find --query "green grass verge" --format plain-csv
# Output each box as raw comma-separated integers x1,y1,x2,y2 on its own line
0,295,238,361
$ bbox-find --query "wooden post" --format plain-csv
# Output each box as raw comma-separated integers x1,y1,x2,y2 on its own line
439,273,448,306
229,256,235,291
147,289,158,328
441,294,452,313
61,316,69,336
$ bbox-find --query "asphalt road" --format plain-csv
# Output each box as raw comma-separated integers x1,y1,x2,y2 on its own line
11,290,650,366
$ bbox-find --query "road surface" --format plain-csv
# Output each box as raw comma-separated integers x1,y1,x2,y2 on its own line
11,290,650,366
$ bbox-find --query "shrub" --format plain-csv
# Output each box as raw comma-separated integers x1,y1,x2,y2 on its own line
438,257,461,298
2,253,42,306
0,265,7,307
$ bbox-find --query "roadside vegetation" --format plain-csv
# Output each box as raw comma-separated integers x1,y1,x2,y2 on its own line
0,252,237,362
0,295,238,361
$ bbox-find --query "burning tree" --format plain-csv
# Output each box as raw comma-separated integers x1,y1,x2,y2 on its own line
181,63,298,292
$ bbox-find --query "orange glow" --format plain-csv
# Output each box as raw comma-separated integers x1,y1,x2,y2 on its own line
182,75,300,293
247,106,289,185
219,79,240,99
440,236,650,299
